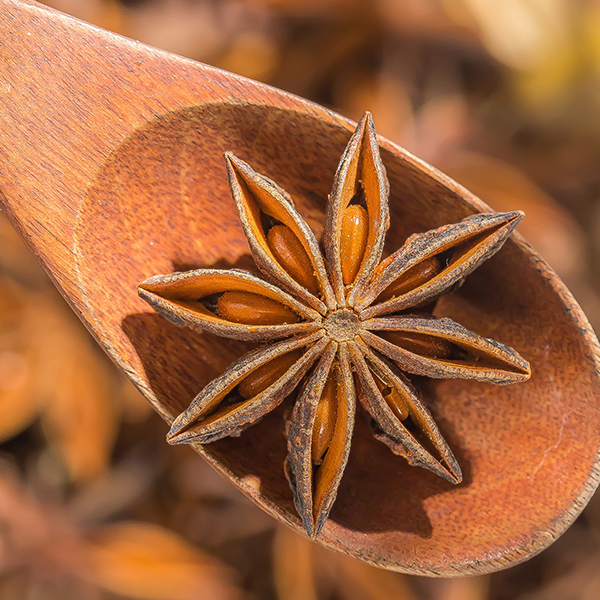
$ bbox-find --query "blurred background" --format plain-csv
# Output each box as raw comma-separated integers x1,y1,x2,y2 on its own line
2,0,600,598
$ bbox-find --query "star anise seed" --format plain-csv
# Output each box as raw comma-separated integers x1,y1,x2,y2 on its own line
138,112,531,538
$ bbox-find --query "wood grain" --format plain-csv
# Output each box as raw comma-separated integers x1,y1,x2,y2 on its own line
1,0,600,576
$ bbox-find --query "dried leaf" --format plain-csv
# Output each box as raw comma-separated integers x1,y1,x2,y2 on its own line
41,344,118,482
332,552,418,600
85,522,241,600
273,526,318,600
0,351,39,442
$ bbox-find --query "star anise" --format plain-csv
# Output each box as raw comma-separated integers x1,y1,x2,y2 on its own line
138,113,531,538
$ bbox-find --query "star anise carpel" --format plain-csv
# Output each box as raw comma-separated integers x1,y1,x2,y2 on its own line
138,112,531,538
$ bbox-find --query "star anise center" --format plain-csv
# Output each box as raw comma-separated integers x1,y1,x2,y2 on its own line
323,308,361,342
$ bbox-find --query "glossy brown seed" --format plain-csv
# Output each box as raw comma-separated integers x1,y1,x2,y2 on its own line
382,331,455,359
216,291,299,325
340,205,368,285
267,225,320,296
238,350,304,399
377,256,441,302
311,372,338,463
374,374,409,421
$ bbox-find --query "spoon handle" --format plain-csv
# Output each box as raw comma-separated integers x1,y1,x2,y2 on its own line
0,0,304,321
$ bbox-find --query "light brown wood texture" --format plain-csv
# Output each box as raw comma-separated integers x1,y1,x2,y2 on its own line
1,0,600,576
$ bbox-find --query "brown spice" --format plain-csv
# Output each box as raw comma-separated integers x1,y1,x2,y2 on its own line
138,112,531,538
340,204,369,285
216,291,299,325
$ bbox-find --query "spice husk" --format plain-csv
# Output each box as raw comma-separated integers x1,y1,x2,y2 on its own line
139,112,530,538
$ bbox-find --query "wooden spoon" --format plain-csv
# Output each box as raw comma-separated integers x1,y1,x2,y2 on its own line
2,0,600,576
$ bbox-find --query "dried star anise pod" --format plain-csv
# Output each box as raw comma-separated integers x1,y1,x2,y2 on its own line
138,113,531,538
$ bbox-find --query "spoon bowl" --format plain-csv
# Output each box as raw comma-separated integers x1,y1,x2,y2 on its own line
1,0,600,576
